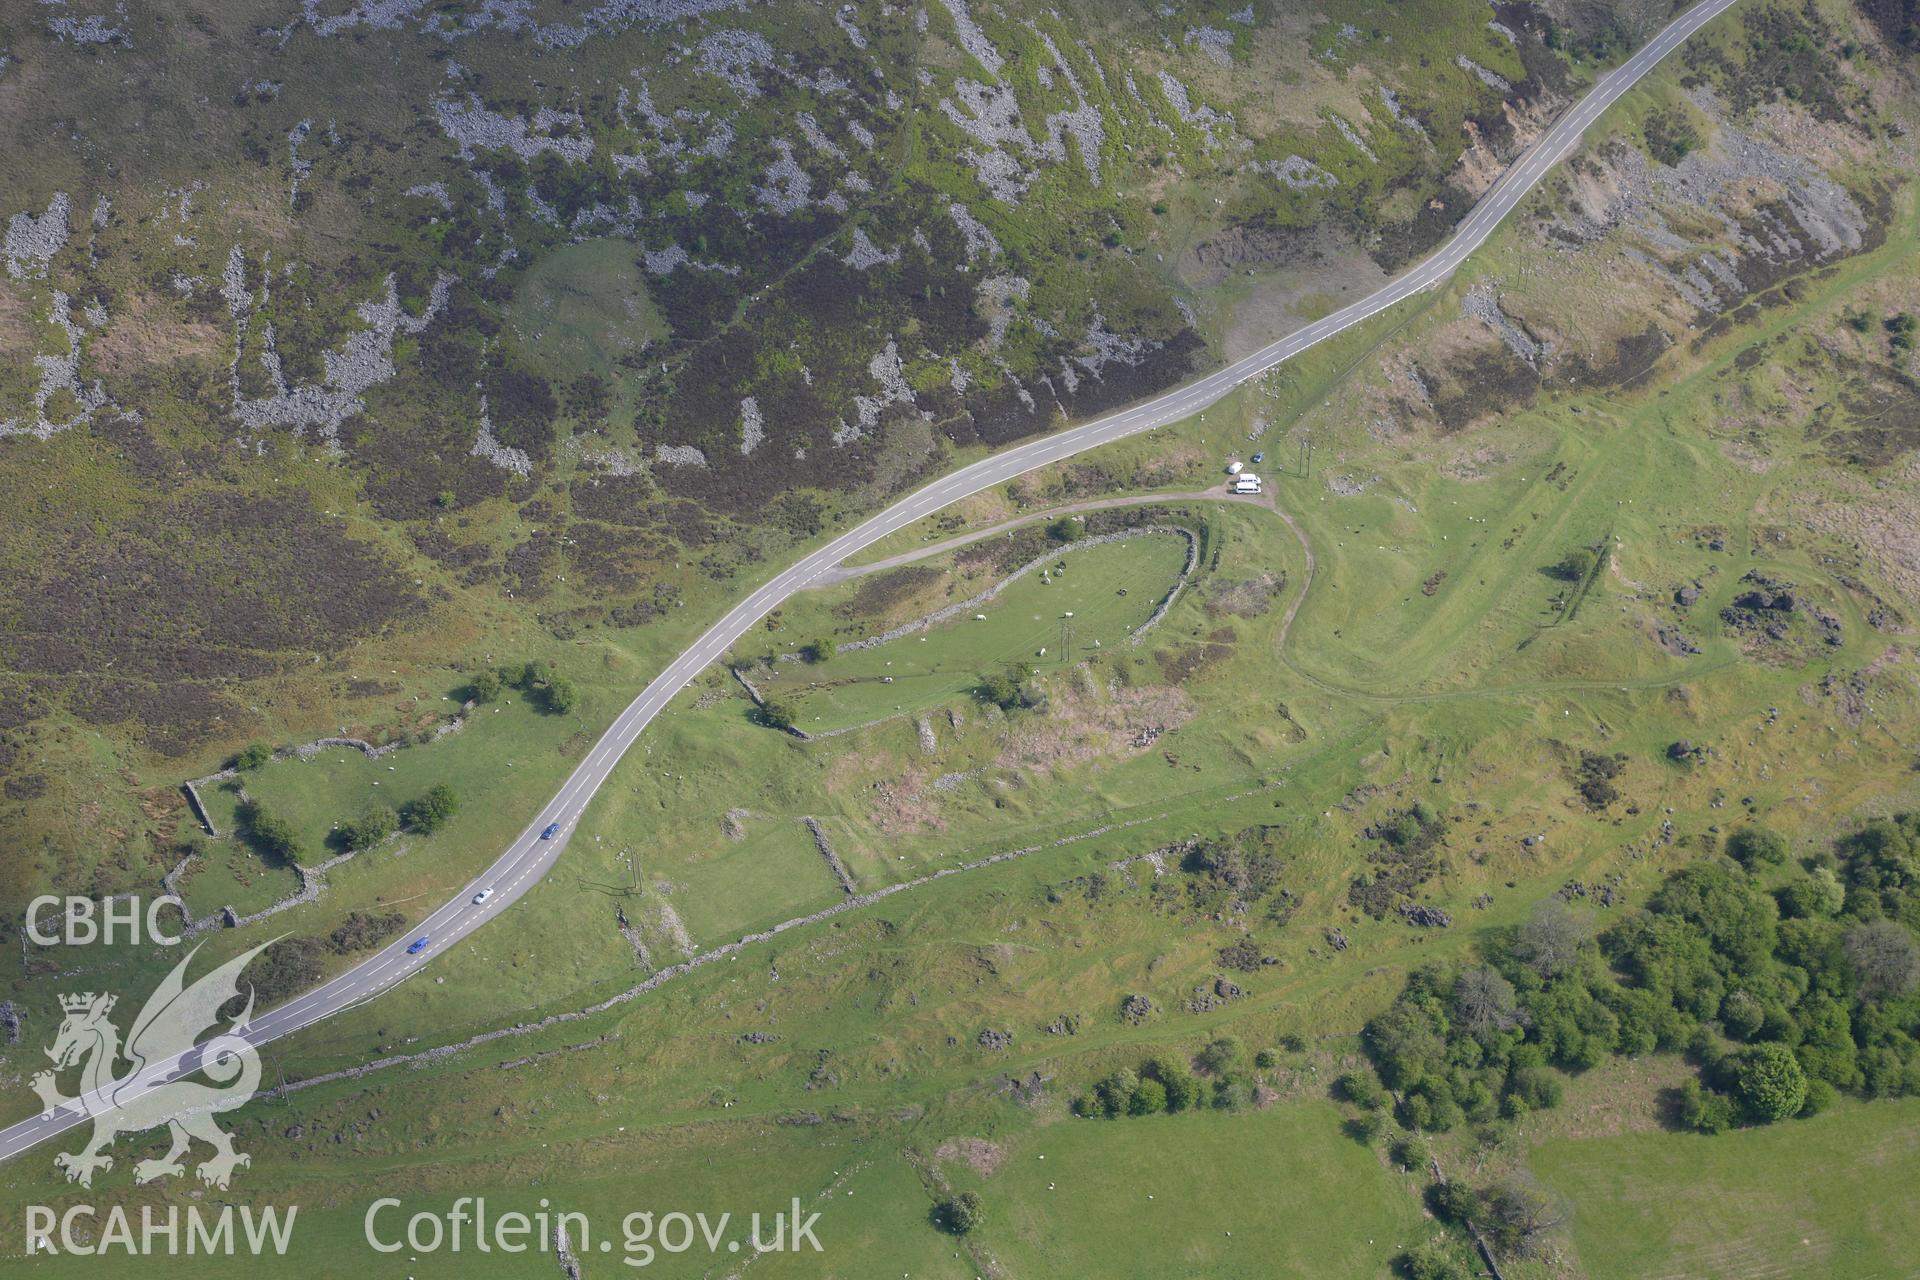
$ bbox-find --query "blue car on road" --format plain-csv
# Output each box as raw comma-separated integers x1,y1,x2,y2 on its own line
407,936,429,955
541,822,560,839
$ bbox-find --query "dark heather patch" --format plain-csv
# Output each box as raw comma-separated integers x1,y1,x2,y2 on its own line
1820,361,1920,467
568,474,659,527
1430,350,1540,431
0,494,423,690
839,566,943,619
1559,324,1672,391
566,521,678,596
66,679,246,758
1369,183,1481,274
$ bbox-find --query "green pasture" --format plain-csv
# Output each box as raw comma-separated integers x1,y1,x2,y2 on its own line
759,532,1192,733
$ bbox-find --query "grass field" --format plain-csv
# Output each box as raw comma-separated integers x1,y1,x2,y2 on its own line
208,693,579,862
504,238,668,382
974,1102,1427,1278
1530,1098,1920,1279
757,531,1192,732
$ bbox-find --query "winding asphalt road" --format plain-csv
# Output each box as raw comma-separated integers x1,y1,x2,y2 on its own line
0,0,1741,1171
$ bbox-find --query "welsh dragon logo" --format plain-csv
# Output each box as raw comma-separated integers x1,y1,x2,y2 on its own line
31,941,274,1190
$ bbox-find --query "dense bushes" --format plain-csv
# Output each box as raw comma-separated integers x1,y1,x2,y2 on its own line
326,909,406,953
1573,751,1626,810
1076,1042,1240,1119
464,660,577,714
237,936,325,1008
1364,812,1920,1134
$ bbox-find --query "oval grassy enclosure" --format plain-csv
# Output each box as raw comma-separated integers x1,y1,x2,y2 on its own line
757,531,1195,734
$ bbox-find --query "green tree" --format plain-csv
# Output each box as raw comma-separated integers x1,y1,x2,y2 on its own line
1046,516,1081,543
1346,1108,1386,1142
239,802,301,864
232,742,274,771
1397,1242,1473,1280
340,803,398,852
403,783,459,835
467,668,504,703
543,674,579,715
1335,1070,1387,1110
1677,1079,1734,1133
760,698,799,731
803,636,836,663
1726,824,1789,867
1128,1078,1168,1115
1553,547,1597,582
1425,1181,1478,1225
1734,1042,1809,1122
936,1192,982,1235
978,662,1035,711
1776,866,1845,918
1391,1133,1430,1173
1094,1067,1140,1118
1148,1056,1200,1112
